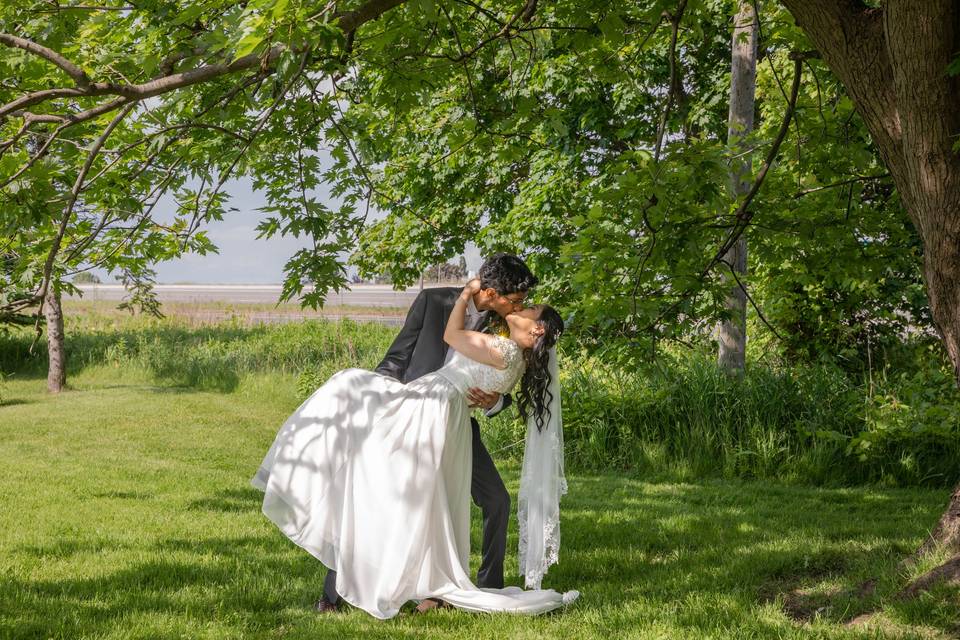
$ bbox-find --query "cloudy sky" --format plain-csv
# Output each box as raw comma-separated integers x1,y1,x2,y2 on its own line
150,178,314,284
92,176,481,285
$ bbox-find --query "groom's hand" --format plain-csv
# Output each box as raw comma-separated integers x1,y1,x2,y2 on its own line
467,388,500,410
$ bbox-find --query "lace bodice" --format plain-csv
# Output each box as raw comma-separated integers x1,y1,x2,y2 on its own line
435,335,525,395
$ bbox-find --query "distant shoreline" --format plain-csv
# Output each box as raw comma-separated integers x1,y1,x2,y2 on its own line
65,283,463,307
70,283,462,289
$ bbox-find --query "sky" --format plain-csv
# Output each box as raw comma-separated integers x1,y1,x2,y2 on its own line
89,175,482,285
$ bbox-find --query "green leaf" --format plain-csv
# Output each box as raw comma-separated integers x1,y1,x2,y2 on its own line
272,0,291,21
418,0,437,22
234,32,265,60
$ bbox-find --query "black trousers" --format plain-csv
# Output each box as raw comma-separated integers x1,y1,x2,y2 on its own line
323,417,509,603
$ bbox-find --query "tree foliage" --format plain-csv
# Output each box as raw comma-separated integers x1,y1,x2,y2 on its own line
325,0,927,366
0,0,933,368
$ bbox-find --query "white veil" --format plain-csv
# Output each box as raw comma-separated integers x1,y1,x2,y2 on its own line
517,347,567,589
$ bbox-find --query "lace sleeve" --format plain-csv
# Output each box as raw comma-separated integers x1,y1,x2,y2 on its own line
493,335,522,371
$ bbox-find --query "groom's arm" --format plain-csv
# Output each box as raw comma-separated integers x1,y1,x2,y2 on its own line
375,290,428,381
485,393,512,418
468,389,512,418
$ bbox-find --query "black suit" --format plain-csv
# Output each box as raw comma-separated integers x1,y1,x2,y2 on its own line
323,287,512,604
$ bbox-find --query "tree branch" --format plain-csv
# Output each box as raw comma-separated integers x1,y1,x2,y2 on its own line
654,0,688,163
718,257,784,340
34,103,135,332
0,33,91,88
792,173,890,197
327,78,444,234
433,0,538,63
36,3,136,11
646,55,804,332
778,0,907,210
0,121,70,191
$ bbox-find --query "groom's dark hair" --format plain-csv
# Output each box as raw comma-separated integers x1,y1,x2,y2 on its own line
478,253,538,294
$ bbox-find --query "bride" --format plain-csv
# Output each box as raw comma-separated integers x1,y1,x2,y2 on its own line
251,279,577,619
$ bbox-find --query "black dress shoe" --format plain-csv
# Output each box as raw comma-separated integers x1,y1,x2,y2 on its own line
313,597,340,613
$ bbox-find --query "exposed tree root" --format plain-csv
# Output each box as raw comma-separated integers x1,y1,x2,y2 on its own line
907,485,960,567
899,554,960,599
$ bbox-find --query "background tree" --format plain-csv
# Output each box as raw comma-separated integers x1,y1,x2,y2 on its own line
423,259,466,283
71,272,101,284
776,0,960,596
717,0,758,373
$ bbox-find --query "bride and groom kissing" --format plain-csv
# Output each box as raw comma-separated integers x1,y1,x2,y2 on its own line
251,253,579,619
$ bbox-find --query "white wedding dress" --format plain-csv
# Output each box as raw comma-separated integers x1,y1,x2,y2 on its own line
252,335,578,619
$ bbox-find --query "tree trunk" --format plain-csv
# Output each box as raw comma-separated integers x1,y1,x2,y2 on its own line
778,0,960,576
718,0,758,373
44,282,66,393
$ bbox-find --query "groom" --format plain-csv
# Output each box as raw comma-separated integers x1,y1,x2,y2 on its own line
315,253,538,613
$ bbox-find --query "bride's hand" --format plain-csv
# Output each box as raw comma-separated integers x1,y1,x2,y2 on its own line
462,278,482,297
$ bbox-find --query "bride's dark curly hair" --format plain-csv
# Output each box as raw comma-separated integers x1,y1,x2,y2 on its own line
516,305,564,432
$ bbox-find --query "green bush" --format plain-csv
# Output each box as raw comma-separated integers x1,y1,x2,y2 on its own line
483,345,960,488
852,350,960,486
3,316,958,487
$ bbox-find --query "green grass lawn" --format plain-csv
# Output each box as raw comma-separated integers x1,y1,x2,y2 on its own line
1,365,958,639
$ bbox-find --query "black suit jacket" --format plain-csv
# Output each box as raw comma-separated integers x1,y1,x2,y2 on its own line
375,287,513,417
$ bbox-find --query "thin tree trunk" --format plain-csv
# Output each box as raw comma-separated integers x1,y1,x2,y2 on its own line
779,0,960,588
718,0,758,373
44,282,66,393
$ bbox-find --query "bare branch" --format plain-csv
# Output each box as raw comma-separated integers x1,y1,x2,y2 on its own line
1,87,89,119
11,110,66,124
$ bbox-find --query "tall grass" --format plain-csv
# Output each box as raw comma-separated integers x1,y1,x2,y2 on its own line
0,316,396,392
482,348,960,488
2,311,957,487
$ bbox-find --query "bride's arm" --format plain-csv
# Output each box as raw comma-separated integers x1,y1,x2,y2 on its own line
443,281,508,369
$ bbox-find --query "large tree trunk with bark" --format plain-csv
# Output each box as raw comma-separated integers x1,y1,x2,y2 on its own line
44,282,65,393
779,0,960,591
718,0,758,373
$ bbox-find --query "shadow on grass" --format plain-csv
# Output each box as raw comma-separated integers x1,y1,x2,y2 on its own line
3,475,955,639
0,398,35,407
548,475,954,634
4,530,430,640
1,540,315,639
187,487,261,514
82,383,195,394
92,490,155,500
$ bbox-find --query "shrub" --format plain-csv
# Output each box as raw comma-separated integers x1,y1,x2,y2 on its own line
3,312,957,487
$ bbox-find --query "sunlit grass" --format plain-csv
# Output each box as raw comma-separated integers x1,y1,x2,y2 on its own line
1,366,957,639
